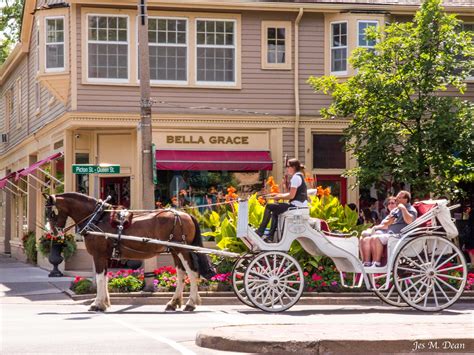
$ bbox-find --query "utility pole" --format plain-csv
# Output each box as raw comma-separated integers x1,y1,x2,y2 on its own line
138,0,154,210
138,0,156,287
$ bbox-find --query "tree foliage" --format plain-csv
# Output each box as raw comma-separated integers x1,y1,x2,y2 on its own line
308,0,474,198
0,0,23,64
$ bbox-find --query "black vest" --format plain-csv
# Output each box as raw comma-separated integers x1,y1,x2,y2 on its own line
290,173,307,204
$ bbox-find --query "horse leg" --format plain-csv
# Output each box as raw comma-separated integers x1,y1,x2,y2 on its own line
165,267,185,312
89,257,110,312
178,253,201,312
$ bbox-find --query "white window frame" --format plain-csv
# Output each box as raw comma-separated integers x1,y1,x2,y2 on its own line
330,21,348,76
86,14,130,83
138,16,189,85
261,21,292,70
357,20,378,50
44,16,66,73
195,18,237,87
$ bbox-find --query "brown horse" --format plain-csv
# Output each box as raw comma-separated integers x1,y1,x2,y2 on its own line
43,192,215,312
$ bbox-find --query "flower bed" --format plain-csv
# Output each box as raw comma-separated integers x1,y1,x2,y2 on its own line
71,265,474,295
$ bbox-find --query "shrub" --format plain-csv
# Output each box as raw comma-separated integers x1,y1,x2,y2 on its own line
21,231,37,264
107,269,144,292
70,277,94,294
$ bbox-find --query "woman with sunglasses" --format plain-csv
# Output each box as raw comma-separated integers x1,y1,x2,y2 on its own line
360,196,397,267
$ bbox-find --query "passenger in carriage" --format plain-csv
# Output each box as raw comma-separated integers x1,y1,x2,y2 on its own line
360,191,418,267
256,159,308,241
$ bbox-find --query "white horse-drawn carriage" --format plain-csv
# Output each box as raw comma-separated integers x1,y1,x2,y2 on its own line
230,198,467,312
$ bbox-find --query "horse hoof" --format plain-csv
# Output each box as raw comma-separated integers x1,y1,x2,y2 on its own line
183,305,196,312
89,305,106,312
165,304,177,312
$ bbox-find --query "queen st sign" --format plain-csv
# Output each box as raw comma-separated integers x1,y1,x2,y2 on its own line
72,164,121,174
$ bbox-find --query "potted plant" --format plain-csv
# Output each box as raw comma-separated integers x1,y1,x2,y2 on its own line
38,232,77,277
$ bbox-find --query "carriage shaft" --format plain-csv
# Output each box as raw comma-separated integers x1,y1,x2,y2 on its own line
87,231,241,258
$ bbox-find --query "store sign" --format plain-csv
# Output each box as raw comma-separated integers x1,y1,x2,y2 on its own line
166,135,249,145
72,164,121,174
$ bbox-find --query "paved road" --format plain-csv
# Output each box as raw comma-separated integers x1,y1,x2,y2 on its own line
1,255,473,354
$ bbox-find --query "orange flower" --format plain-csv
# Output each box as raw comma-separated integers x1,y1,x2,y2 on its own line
266,176,274,185
317,186,324,197
227,186,236,194
270,185,280,193
258,196,266,205
323,187,331,196
305,177,314,183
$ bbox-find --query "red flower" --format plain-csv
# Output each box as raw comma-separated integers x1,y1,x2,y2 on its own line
312,274,323,281
303,271,309,277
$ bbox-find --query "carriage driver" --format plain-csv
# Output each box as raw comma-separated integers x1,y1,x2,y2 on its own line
256,159,308,241
360,190,418,267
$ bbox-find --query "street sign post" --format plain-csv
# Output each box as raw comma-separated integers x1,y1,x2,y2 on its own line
72,164,121,174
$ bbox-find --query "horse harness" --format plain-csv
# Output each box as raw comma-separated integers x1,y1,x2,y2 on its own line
109,208,188,261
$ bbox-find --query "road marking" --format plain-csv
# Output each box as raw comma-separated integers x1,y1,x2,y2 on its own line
103,312,196,355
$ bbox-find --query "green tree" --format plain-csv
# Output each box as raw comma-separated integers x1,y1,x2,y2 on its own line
308,0,474,198
0,0,23,64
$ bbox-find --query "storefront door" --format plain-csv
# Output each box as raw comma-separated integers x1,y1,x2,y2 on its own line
100,177,131,208
317,175,347,205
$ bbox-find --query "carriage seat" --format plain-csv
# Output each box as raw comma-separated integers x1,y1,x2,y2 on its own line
308,218,331,232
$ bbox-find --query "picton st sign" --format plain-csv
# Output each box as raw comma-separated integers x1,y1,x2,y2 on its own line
72,164,121,174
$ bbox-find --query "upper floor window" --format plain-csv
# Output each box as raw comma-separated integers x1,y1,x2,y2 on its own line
148,17,187,83
16,78,22,128
45,17,65,71
4,89,13,132
262,21,291,70
196,19,236,84
331,22,347,74
87,15,128,81
358,21,377,50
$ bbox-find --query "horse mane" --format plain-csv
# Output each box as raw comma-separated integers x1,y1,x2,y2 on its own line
57,192,99,205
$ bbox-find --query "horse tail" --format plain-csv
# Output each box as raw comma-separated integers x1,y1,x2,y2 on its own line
190,215,203,247
190,215,216,280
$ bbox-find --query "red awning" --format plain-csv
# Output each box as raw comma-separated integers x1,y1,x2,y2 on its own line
0,172,16,190
15,152,63,180
156,150,273,171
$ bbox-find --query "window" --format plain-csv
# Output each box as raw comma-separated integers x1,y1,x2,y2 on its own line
87,15,128,81
148,17,187,82
4,90,13,132
313,134,346,169
16,78,21,128
331,22,348,74
45,17,65,71
196,19,235,84
358,21,377,50
262,21,291,70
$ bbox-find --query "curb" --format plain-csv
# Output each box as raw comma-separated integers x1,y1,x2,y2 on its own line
196,324,474,354
67,290,474,306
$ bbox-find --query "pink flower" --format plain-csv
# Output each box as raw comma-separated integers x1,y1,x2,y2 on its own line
331,281,338,286
312,274,323,281
303,272,309,277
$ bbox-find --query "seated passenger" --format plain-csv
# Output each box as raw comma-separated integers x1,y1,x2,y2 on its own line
360,191,417,267
256,159,308,241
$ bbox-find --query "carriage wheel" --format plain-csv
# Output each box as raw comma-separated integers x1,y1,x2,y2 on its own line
244,251,304,312
372,272,408,308
393,236,467,312
231,256,255,308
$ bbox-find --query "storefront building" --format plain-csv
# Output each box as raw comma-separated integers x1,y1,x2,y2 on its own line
0,0,472,269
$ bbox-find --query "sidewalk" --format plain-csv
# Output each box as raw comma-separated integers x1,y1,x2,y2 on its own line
0,254,75,302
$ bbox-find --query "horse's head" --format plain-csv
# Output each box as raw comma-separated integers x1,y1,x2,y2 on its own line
43,193,69,236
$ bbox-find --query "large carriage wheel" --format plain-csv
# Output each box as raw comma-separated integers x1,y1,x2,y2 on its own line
393,236,467,312
244,251,304,312
372,272,408,308
231,256,255,308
